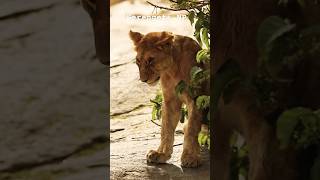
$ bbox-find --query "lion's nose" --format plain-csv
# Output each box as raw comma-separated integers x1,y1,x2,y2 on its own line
139,74,148,82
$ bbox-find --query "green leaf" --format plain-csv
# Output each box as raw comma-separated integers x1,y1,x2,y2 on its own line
190,67,210,89
315,109,320,117
196,11,205,20
194,14,204,43
175,80,187,96
188,11,195,25
213,59,242,112
198,131,208,146
195,18,202,32
196,95,210,110
202,135,208,145
194,31,202,45
196,49,210,63
200,28,210,49
263,35,293,79
151,103,162,120
198,132,204,145
150,93,163,120
152,106,156,120
276,107,313,148
257,16,295,54
293,110,320,148
190,66,203,80
180,107,187,123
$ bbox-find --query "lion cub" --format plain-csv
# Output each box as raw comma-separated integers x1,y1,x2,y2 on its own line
129,30,205,167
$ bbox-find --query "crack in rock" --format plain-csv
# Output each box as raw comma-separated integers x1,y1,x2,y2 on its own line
0,4,55,21
87,163,109,168
110,128,125,133
0,135,107,173
111,104,147,117
110,61,133,69
3,32,35,42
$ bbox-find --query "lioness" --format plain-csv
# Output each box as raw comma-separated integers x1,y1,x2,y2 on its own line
129,30,207,167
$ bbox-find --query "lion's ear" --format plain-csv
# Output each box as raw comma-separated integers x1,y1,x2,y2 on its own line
129,30,143,46
155,31,174,49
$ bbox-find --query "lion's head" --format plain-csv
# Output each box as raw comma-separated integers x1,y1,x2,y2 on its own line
129,30,175,86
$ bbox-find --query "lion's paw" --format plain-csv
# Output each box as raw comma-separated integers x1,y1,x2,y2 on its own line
181,153,201,168
146,150,170,163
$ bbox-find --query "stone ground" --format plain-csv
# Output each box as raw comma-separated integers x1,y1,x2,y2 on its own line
0,0,209,179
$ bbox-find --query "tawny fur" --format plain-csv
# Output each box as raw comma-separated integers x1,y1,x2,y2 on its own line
129,30,204,167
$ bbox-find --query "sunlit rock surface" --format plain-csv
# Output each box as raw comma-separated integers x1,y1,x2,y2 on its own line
110,1,209,179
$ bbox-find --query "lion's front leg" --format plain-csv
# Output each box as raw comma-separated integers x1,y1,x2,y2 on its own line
147,98,181,164
181,97,202,167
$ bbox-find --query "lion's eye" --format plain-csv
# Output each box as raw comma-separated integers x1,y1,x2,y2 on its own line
148,57,155,65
